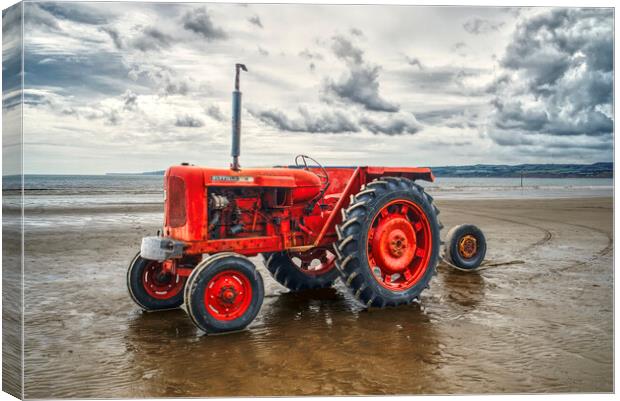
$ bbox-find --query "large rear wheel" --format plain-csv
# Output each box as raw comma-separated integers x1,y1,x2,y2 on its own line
263,248,339,291
334,177,441,307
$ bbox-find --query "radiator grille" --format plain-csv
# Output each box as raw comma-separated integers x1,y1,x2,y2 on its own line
166,176,186,228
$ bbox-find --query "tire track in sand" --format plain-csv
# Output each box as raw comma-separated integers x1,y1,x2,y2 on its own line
449,208,554,253
448,207,612,278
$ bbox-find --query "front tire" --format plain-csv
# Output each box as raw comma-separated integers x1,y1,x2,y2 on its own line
127,253,186,311
334,177,441,307
185,253,264,334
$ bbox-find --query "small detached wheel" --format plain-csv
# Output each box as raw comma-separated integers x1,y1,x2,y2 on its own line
185,253,264,334
127,253,187,311
444,224,487,271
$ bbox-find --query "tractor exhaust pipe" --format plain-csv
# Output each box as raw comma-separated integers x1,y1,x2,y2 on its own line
231,63,247,171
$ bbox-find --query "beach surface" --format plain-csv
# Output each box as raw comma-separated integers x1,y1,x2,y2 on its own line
18,194,613,397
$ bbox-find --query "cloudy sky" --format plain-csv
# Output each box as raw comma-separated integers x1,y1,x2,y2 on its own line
2,3,614,174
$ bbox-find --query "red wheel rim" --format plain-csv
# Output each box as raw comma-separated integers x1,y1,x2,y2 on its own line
367,199,433,290
204,270,253,321
142,261,185,300
289,248,336,276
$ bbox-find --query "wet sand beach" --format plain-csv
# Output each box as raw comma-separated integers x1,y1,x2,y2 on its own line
18,196,613,397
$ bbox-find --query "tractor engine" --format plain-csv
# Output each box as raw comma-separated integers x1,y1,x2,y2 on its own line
207,188,273,239
150,164,327,259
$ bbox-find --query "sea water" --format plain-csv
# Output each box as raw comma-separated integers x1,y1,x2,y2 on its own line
5,174,613,207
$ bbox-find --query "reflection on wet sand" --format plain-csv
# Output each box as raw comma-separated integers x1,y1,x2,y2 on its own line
124,288,441,396
22,197,612,397
439,264,485,308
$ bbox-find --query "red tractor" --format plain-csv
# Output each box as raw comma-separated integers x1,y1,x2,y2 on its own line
127,64,486,334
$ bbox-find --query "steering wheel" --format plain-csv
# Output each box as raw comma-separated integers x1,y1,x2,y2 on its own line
295,155,330,213
295,154,329,186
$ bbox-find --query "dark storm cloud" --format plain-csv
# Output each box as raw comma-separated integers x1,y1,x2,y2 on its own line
450,41,468,57
414,106,480,128
23,92,50,107
175,115,204,128
299,49,323,61
483,74,510,94
133,27,172,52
38,3,109,25
25,52,132,97
406,56,423,70
182,7,227,40
3,90,22,111
350,28,363,37
323,66,399,112
491,8,613,142
399,66,484,96
3,4,23,102
488,129,612,159
331,35,363,64
463,17,504,35
300,49,322,71
248,15,263,28
24,4,60,31
206,105,225,122
517,146,610,160
360,114,422,135
487,130,536,147
2,3,21,37
80,106,121,126
163,80,189,96
250,106,423,136
106,110,120,125
250,107,360,133
100,26,124,49
323,35,399,113
121,90,138,111
126,62,192,96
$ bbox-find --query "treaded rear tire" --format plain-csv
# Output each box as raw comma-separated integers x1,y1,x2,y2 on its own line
334,177,441,308
263,251,339,291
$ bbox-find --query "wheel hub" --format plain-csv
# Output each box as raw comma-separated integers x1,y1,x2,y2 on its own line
458,234,477,259
219,285,238,304
388,230,408,257
204,271,252,320
372,216,416,274
142,262,184,300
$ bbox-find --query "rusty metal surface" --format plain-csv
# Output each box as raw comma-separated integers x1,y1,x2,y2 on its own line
458,234,478,259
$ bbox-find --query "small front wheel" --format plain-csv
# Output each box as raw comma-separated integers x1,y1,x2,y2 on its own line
185,253,264,334
127,253,186,311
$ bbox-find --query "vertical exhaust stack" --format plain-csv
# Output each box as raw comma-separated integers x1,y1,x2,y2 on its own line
231,63,247,171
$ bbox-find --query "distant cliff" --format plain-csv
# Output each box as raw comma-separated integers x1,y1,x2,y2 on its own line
110,162,613,178
430,162,612,178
